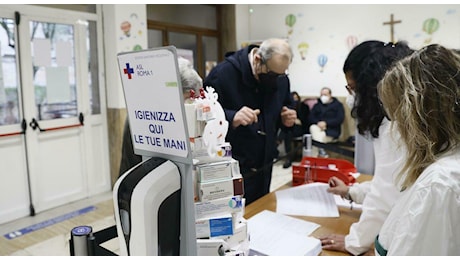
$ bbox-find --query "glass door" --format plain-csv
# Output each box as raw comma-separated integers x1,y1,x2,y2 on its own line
0,5,110,224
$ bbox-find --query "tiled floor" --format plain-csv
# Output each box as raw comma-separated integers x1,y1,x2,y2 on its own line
0,160,293,256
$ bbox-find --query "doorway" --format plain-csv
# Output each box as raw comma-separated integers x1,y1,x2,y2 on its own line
0,5,110,224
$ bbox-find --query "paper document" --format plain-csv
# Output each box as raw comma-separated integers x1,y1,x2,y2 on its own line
247,210,321,256
275,182,339,217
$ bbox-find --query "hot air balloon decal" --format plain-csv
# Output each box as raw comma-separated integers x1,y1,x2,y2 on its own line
285,14,296,37
298,42,309,60
346,35,358,50
423,18,439,44
120,21,132,37
317,54,328,73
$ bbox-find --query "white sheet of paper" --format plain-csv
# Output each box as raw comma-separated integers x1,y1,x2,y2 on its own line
275,182,340,217
33,39,51,67
46,67,70,103
247,210,321,256
56,41,72,67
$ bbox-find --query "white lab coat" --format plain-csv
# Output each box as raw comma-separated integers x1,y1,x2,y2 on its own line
354,131,375,175
376,148,460,255
345,119,405,255
348,181,371,204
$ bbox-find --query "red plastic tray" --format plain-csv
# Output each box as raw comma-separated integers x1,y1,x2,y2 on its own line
292,156,357,186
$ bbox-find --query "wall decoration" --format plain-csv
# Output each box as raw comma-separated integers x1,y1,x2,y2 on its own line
297,42,309,60
383,14,402,43
120,21,131,37
346,35,358,50
317,54,328,73
245,5,460,97
446,9,456,15
423,18,440,44
285,14,296,38
118,11,146,52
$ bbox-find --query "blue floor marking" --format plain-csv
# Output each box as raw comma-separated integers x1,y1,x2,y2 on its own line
3,205,96,240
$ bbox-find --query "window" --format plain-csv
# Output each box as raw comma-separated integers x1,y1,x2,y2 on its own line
146,4,221,78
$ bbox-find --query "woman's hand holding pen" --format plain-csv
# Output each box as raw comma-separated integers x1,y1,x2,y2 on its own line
327,176,349,198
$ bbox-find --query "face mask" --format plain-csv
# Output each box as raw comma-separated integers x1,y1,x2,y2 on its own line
258,73,279,92
320,95,330,104
346,92,355,109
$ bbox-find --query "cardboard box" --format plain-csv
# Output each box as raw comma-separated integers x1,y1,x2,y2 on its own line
196,239,228,256
192,141,232,164
222,220,248,248
184,103,206,138
196,160,233,183
196,159,240,183
196,214,233,238
198,176,244,202
194,195,244,220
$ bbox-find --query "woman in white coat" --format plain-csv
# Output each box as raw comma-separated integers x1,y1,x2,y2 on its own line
375,44,460,255
320,40,413,255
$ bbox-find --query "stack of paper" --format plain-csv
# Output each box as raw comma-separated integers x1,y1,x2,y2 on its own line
247,210,321,256
275,182,340,217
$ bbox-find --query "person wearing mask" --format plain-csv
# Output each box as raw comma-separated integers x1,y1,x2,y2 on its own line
376,44,460,255
319,40,413,255
309,87,345,144
279,91,311,168
203,38,297,205
119,57,203,177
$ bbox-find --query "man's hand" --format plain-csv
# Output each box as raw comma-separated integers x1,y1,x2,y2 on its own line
281,106,297,127
232,106,260,128
318,121,327,130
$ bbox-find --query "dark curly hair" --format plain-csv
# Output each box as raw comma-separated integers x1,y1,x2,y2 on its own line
343,40,414,138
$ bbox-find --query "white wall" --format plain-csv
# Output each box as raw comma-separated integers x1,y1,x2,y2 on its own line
235,5,251,51
238,4,460,97
103,4,147,109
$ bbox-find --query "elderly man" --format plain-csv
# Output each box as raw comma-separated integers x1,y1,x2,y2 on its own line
203,38,297,205
309,87,345,144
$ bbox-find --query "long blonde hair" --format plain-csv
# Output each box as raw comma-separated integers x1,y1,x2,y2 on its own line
378,44,460,188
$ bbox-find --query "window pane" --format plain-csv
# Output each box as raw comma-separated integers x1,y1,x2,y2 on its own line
168,32,197,68
148,29,163,48
87,21,100,115
30,21,77,120
203,36,218,77
147,5,216,30
0,17,20,125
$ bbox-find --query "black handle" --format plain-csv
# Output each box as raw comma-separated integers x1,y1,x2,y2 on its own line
29,118,44,131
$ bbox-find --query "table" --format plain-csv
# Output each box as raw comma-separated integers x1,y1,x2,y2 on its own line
243,174,373,256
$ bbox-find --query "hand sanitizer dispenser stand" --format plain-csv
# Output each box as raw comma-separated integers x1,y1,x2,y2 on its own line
114,47,197,256
113,157,181,255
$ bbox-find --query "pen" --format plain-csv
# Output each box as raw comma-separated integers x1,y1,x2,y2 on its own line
257,130,266,136
329,178,336,187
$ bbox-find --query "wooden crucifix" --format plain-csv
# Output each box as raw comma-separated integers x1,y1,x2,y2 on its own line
383,14,401,43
